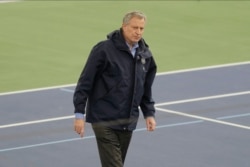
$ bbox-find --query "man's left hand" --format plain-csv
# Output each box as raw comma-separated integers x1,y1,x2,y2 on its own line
145,117,156,131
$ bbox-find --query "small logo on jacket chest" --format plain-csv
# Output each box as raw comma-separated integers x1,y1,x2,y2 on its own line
141,58,146,65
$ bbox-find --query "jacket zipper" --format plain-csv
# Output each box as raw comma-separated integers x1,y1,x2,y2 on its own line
129,54,139,118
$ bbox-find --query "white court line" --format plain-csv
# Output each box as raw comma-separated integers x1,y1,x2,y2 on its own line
0,120,203,152
157,61,250,76
156,91,250,106
60,88,74,93
0,61,249,96
217,113,250,120
0,0,19,3
156,107,250,130
0,84,76,96
1,91,250,129
0,136,95,152
0,116,74,128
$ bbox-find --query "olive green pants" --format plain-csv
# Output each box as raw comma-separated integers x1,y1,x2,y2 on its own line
92,124,133,167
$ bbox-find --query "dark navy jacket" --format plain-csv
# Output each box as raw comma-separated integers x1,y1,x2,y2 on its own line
73,29,157,131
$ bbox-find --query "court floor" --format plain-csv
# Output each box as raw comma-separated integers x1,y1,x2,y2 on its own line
0,62,249,167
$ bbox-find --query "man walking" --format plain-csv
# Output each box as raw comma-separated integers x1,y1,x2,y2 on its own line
73,11,157,167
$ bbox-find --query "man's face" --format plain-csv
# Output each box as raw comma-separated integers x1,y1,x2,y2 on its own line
122,17,146,46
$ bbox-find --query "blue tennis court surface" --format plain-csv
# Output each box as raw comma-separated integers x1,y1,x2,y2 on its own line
0,62,249,167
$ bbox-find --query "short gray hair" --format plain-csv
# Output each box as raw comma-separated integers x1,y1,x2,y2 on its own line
122,11,147,24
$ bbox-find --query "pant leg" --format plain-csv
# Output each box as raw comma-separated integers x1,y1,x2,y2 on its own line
116,130,133,164
92,124,132,167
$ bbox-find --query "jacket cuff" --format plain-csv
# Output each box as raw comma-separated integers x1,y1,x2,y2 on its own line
143,112,155,119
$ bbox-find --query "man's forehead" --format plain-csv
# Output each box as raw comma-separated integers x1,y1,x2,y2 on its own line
127,17,145,25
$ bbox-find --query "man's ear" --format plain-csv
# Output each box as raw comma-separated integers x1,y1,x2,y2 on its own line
122,23,127,30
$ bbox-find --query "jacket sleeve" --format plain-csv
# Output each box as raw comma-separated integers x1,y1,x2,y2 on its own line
140,56,157,118
73,43,106,115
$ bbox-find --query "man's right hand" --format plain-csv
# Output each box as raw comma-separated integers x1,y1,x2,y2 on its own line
74,119,85,138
